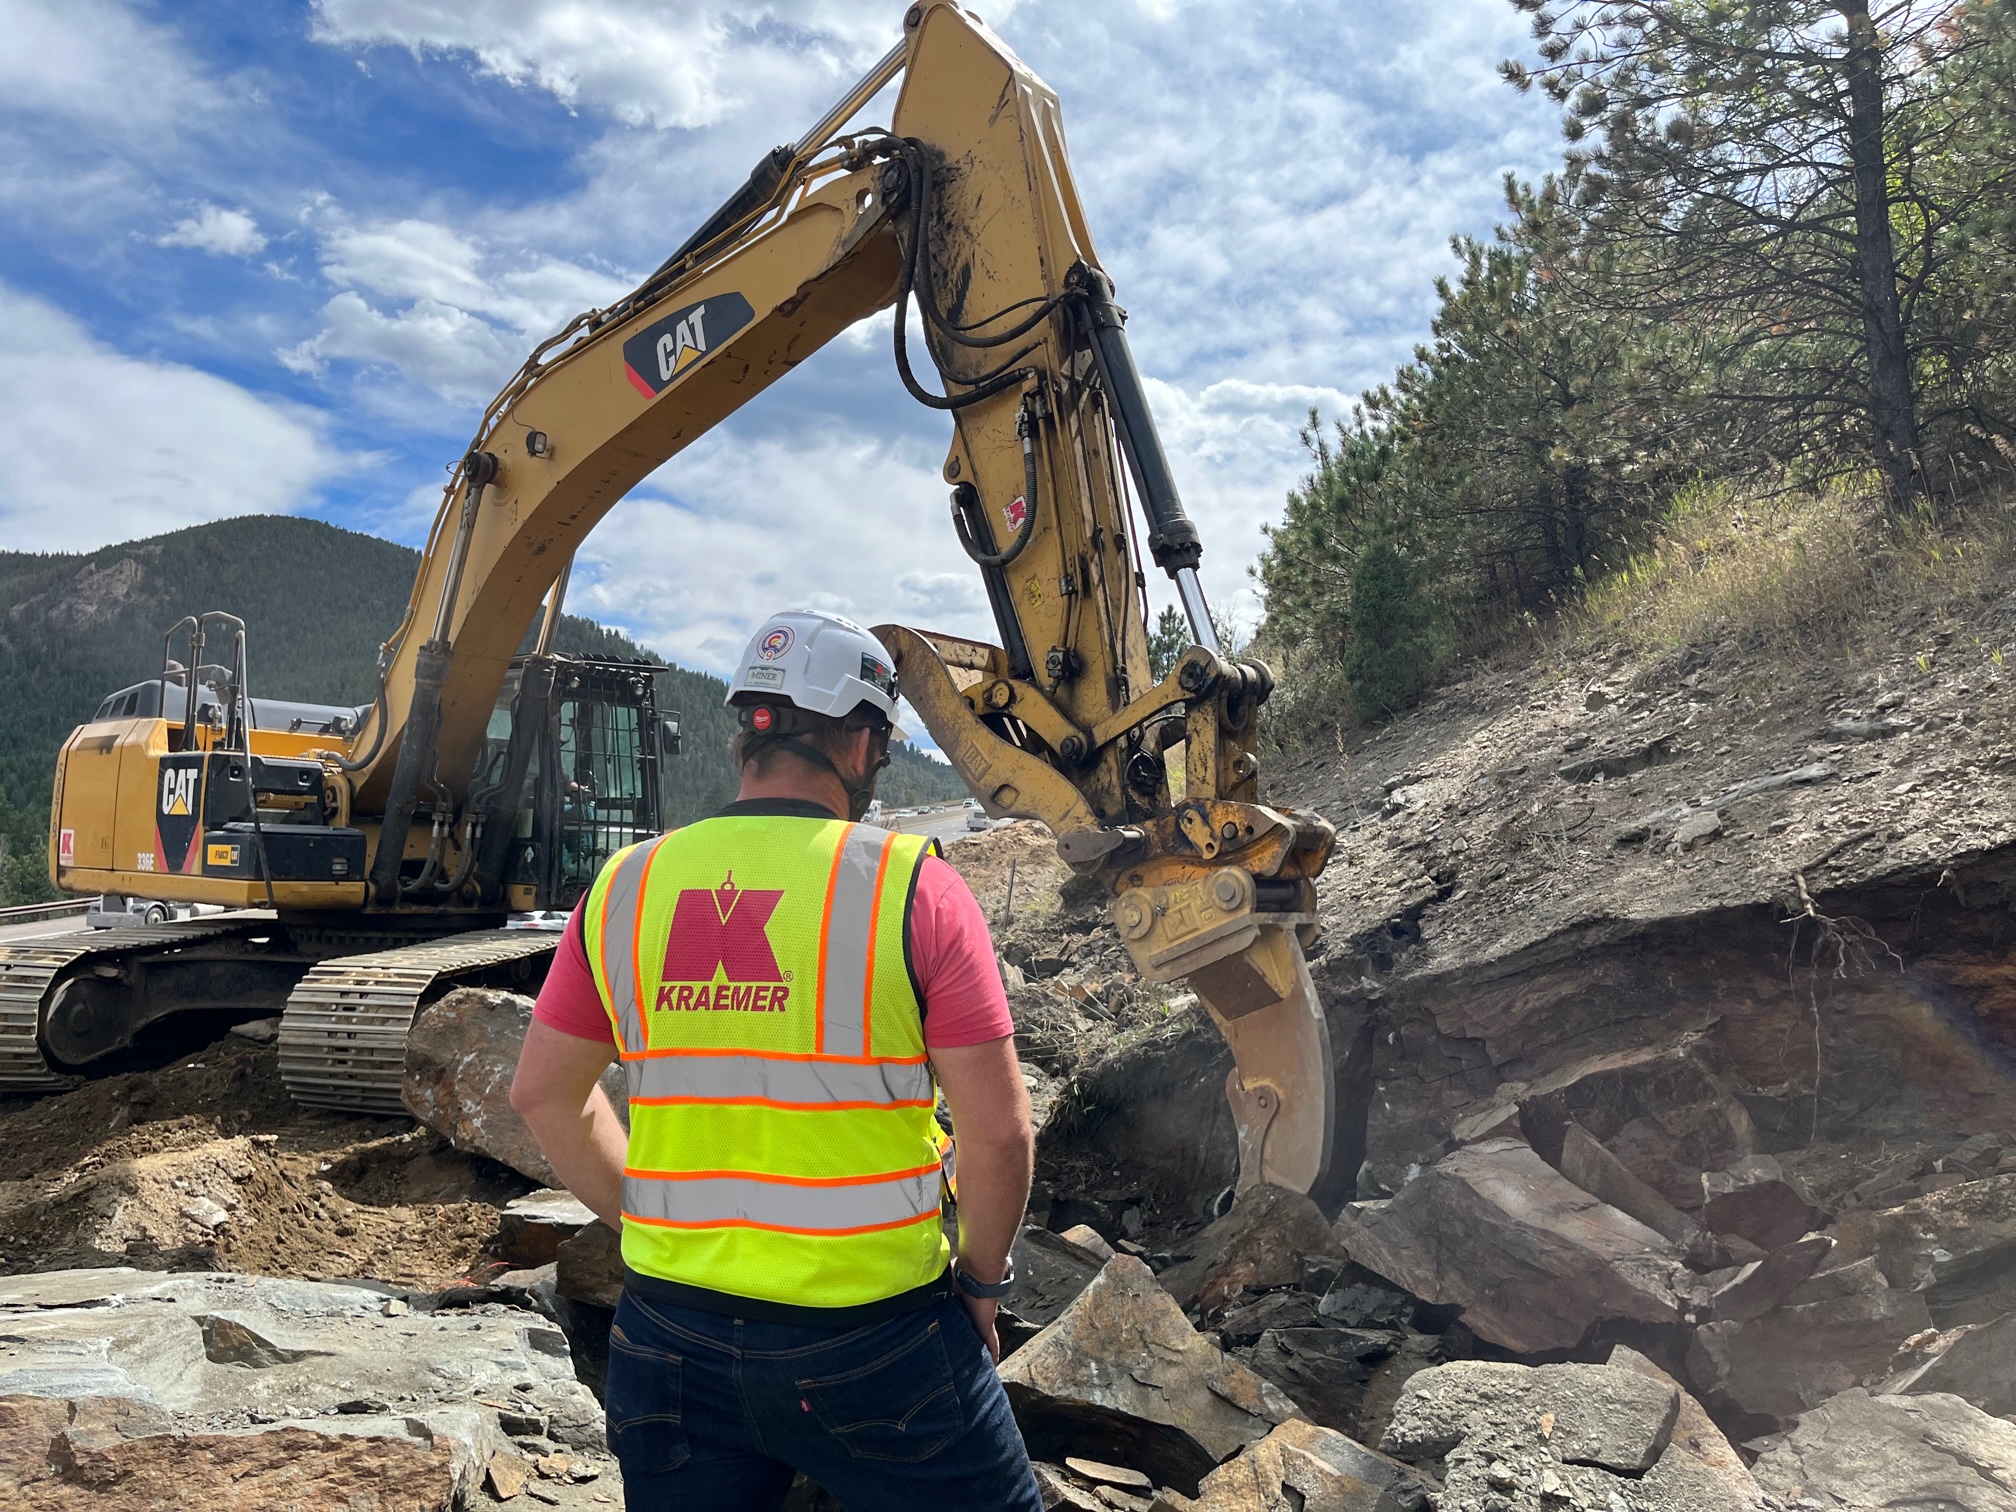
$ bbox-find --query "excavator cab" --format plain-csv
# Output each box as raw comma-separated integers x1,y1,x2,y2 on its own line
474,656,677,912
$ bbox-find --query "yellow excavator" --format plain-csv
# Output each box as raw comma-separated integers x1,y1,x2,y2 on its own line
12,1,1347,1210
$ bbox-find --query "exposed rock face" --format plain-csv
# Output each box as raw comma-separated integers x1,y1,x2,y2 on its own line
1153,1418,1437,1512
0,1268,609,1507
1158,1184,1335,1316
1750,1389,2016,1511
1378,1351,1769,1512
403,988,627,1188
1830,1175,2016,1326
999,1256,1301,1495
1689,1259,1933,1421
1329,1140,1687,1353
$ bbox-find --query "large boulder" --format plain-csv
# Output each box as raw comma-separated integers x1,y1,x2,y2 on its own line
1829,1175,2016,1326
999,1255,1301,1495
1158,1184,1335,1316
403,987,627,1188
1153,1417,1436,1512
0,1268,609,1505
1329,1139,1688,1354
1688,1256,1933,1422
1750,1389,2016,1511
1378,1350,1770,1512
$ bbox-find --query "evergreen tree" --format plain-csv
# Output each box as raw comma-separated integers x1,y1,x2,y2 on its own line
1342,538,1440,721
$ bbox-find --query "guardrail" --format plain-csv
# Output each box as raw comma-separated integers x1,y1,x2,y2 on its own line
0,897,98,924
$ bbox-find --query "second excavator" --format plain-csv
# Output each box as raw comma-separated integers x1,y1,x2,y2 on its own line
24,0,1352,1211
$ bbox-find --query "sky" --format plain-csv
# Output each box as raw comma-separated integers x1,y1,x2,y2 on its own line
0,0,1560,682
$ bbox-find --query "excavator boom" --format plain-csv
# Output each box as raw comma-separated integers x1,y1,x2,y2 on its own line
41,1,1348,1207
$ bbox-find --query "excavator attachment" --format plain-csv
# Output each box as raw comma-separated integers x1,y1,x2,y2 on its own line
881,624,1347,1211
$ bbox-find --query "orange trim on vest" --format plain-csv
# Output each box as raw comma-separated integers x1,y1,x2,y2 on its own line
621,1047,931,1066
621,1210,941,1239
629,1096,939,1112
628,837,669,1049
621,1159,946,1189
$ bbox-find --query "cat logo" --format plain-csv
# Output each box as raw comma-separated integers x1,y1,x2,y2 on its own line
160,766,198,817
620,293,755,399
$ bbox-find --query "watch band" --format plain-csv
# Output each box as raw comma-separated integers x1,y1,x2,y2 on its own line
952,1257,1016,1299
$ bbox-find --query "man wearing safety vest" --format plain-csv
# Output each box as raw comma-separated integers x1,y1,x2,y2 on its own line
512,609,1043,1510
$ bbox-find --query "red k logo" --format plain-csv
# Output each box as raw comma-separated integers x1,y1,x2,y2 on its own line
662,872,784,984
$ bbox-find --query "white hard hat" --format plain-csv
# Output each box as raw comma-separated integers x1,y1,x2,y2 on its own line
726,609,908,738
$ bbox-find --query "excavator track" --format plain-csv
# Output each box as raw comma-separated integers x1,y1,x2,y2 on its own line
0,920,271,1090
278,929,559,1115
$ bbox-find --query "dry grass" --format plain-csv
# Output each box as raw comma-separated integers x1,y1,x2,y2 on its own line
1572,479,2016,659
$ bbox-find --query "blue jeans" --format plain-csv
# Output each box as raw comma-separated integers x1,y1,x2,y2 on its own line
604,1287,1044,1511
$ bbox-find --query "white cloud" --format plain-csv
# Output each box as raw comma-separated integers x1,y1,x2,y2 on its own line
567,426,978,676
0,284,337,553
309,0,927,130
0,0,220,131
280,290,518,402
159,203,267,257
282,216,631,401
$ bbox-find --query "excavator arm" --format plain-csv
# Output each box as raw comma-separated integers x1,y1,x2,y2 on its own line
334,0,1346,1208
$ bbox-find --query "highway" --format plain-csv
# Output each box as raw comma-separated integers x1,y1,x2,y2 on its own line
0,914,88,947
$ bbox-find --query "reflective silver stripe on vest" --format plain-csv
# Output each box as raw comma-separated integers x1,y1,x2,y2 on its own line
819,824,896,1057
622,1165,943,1232
626,1054,934,1106
596,841,658,1053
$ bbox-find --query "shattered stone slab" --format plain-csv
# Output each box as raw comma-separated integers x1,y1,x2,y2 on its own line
1158,1185,1334,1317
1884,1311,2016,1419
0,1268,603,1479
1153,1417,1436,1512
1688,1264,1933,1421
1829,1174,2016,1326
1329,1139,1687,1354
1381,1353,1771,1512
1382,1360,1678,1476
1700,1155,1823,1253
1750,1389,2016,1511
1237,1328,1398,1439
1555,1121,1700,1249
1016,1226,1111,1327
999,1256,1300,1495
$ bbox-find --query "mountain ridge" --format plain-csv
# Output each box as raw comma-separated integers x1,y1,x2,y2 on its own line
0,515,965,903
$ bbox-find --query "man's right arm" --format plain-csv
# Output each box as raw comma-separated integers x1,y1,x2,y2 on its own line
914,857,1033,1360
510,904,628,1229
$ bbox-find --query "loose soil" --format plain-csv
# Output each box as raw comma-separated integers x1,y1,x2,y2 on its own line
0,1035,531,1287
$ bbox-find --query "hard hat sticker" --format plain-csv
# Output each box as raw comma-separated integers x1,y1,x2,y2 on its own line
744,665,786,689
756,625,795,661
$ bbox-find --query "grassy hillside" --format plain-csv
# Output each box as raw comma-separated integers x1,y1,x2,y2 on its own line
0,516,964,903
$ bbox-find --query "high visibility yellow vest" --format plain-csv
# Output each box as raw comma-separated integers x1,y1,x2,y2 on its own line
583,813,949,1310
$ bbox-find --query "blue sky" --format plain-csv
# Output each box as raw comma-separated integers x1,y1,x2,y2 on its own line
0,0,1559,678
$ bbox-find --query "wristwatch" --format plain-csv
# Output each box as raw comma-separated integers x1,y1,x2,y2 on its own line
952,1256,1016,1299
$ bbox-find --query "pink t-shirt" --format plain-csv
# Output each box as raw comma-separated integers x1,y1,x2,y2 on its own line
533,846,1014,1050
